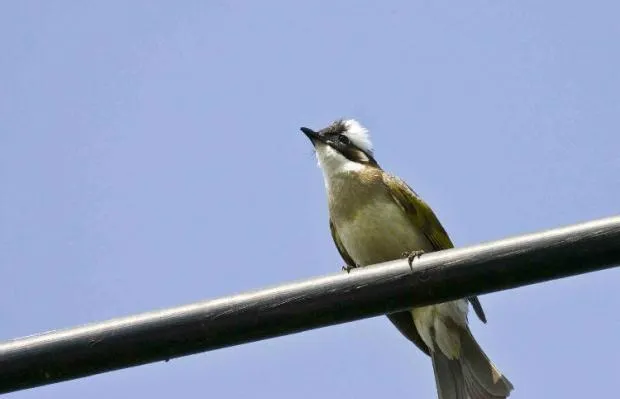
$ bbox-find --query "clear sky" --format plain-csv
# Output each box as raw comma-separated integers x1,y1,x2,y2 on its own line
1,2,619,398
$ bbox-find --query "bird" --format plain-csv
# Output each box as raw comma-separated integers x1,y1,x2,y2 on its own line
300,119,513,399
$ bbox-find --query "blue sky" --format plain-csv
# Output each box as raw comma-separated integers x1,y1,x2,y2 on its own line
1,2,619,398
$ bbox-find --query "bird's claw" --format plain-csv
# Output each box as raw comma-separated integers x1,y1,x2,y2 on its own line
403,250,426,271
342,264,359,273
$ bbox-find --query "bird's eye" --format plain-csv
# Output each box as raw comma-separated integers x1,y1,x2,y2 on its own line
337,134,350,145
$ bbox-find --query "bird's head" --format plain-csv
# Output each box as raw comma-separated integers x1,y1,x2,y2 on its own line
300,119,378,178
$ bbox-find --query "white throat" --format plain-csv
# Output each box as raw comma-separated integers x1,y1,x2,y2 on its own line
315,144,364,189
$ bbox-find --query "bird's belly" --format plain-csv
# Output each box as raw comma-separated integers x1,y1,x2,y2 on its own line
336,201,433,266
334,199,469,357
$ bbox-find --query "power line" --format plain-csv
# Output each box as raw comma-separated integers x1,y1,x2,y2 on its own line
1,215,619,394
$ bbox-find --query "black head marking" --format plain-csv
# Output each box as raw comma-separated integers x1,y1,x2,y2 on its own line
321,120,378,166
318,120,348,137
301,119,379,167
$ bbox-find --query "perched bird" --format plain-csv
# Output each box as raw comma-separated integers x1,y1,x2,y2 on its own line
301,119,513,399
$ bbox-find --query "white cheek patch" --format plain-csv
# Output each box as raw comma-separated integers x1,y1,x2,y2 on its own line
315,145,347,172
314,144,364,188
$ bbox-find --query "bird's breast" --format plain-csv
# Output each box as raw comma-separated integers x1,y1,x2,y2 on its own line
334,199,433,266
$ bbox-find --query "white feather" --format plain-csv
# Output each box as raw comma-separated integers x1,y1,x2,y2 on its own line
412,300,469,358
314,144,363,189
342,119,373,154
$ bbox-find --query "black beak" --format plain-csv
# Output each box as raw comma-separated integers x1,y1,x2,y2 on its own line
300,127,324,144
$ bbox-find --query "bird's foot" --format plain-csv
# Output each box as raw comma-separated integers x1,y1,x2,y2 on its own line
403,250,426,271
342,264,360,273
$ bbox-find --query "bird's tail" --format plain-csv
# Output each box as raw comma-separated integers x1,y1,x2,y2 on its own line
431,327,513,399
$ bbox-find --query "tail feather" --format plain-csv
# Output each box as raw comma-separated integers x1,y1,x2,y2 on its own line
432,328,513,399
432,351,466,399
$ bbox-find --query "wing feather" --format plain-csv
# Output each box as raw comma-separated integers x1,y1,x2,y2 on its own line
383,173,487,323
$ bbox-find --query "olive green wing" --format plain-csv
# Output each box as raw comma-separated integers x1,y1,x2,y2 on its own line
383,173,487,323
383,173,454,250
